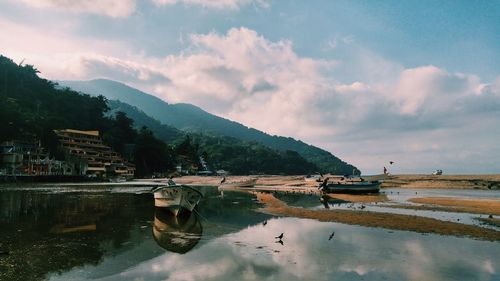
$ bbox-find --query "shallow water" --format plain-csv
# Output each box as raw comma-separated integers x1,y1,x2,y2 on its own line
0,185,499,281
273,188,500,230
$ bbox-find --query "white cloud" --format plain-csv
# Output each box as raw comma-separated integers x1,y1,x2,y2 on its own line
325,35,355,51
0,17,130,79
19,0,136,18
150,28,499,173
152,0,269,10
2,21,498,174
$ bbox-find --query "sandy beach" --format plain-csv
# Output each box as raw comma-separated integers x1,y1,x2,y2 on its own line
175,174,500,190
382,174,500,189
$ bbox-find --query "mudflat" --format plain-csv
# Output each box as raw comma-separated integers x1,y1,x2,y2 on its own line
175,174,500,190
174,174,500,241
256,192,500,242
382,174,500,189
408,197,500,215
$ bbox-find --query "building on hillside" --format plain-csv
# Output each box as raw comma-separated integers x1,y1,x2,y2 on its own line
196,156,213,176
0,140,72,176
53,129,135,178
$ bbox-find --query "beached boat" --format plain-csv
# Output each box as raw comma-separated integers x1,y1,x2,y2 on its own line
320,176,381,194
152,184,203,216
304,174,322,183
219,178,257,189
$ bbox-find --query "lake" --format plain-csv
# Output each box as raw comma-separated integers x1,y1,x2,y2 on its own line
0,185,498,281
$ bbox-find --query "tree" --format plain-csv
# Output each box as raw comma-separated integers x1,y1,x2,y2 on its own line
133,127,174,177
103,111,137,158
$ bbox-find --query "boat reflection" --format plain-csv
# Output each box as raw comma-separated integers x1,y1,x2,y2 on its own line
153,207,202,254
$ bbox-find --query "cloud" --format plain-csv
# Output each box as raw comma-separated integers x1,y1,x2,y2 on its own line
150,28,499,173
152,0,269,10
19,0,136,18
3,21,498,173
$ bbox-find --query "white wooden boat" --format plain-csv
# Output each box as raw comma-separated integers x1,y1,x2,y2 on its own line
152,184,203,216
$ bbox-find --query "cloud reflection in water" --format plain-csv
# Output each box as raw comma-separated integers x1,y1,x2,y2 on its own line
96,218,499,281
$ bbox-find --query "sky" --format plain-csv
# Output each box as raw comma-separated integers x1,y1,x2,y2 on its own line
0,0,499,174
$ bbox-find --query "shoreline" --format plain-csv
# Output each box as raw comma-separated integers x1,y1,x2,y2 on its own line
1,174,499,190
173,174,500,190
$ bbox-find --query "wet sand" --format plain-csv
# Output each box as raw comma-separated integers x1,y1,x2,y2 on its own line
325,193,389,203
256,192,500,242
408,197,500,215
478,217,500,227
382,174,500,189
174,174,500,190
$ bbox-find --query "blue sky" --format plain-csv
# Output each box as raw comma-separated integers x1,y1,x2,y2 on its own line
1,0,499,174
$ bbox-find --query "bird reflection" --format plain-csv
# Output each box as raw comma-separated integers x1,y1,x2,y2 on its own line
153,207,202,254
275,232,284,245
320,195,330,209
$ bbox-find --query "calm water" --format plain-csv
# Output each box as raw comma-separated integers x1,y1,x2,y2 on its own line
0,185,499,281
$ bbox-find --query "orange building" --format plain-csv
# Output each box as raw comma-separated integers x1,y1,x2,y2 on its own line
53,129,135,178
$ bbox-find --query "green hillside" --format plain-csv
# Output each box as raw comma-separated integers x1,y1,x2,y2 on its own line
0,55,321,176
106,100,318,175
61,79,359,174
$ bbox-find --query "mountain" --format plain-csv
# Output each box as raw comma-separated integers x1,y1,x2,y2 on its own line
1,54,321,176
106,100,183,143
59,79,359,174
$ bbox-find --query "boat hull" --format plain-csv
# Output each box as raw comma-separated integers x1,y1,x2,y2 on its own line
219,178,257,190
322,181,381,194
153,185,203,216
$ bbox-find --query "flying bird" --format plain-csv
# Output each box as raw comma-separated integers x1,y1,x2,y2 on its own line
263,220,268,226
389,161,394,165
275,233,284,240
220,177,226,184
276,239,284,245
329,231,335,240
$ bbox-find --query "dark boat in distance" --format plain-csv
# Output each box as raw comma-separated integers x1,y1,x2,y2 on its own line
320,175,382,194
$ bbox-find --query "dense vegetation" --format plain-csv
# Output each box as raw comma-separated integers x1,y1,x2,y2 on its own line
193,134,317,175
0,55,172,177
0,54,321,176
62,79,359,174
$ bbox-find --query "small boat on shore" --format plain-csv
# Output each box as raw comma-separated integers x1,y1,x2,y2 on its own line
152,183,203,216
304,174,322,184
320,176,381,194
219,177,257,189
